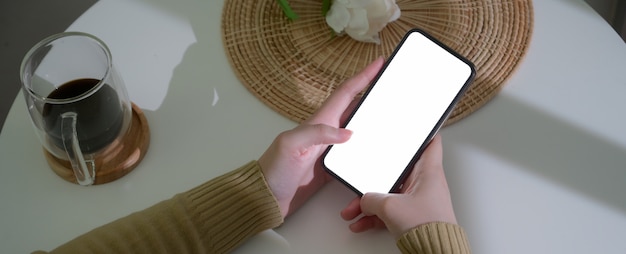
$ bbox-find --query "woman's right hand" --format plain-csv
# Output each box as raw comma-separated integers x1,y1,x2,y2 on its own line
258,57,385,219
340,135,459,239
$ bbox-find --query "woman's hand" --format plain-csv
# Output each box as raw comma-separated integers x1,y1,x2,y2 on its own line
258,58,384,218
339,135,459,239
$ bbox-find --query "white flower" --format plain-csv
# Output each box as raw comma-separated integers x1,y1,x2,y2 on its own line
325,0,401,44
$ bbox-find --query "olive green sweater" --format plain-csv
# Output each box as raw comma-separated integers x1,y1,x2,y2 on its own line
35,161,470,254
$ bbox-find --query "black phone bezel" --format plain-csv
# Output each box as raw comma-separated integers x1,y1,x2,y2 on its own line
321,28,476,196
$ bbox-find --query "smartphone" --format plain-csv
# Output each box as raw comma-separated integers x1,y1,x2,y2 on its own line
321,29,476,195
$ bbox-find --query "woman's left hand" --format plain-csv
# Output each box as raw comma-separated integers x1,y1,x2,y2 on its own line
258,58,384,218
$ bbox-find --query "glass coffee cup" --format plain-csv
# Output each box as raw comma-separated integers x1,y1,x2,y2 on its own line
20,32,145,186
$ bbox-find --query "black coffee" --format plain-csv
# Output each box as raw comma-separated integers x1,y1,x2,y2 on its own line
43,78,124,154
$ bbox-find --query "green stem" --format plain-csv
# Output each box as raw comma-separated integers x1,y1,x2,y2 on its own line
276,0,299,20
322,0,332,16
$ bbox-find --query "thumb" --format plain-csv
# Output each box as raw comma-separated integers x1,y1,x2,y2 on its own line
360,192,391,217
293,124,352,148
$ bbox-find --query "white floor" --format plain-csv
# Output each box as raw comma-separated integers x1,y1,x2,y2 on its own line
0,0,97,133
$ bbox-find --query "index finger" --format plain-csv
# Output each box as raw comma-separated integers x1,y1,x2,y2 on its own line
306,57,384,125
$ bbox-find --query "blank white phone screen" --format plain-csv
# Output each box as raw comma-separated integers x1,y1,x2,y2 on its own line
323,30,474,195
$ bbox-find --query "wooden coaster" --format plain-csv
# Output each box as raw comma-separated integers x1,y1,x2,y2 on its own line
44,103,150,185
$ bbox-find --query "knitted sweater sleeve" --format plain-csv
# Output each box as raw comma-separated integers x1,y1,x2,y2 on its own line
34,161,471,254
35,161,284,254
397,222,471,254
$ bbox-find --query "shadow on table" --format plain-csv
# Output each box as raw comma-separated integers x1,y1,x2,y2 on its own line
445,94,626,215
128,0,301,201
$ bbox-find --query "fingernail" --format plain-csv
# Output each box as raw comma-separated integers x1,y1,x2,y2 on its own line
339,128,353,139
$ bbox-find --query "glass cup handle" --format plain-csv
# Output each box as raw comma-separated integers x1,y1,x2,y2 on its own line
61,112,95,186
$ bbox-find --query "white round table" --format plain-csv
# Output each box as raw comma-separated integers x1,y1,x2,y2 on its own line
1,0,625,253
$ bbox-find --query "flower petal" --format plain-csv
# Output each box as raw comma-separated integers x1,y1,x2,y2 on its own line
325,0,400,44
326,3,351,33
388,3,401,21
346,0,374,9
346,8,369,36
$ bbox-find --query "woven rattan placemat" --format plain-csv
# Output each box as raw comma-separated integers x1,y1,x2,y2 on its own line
221,0,533,125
